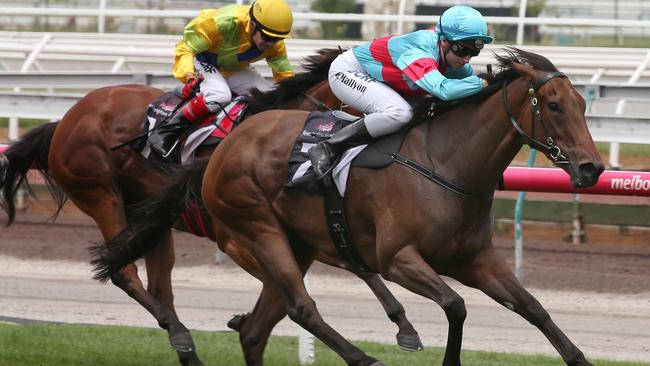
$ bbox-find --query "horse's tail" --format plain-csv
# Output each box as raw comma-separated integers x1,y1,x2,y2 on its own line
90,159,208,283
1,121,65,225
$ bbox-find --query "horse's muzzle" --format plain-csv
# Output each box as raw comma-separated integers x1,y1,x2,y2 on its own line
574,161,605,188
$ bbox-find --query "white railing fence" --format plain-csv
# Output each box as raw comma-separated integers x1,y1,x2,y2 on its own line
4,3,650,44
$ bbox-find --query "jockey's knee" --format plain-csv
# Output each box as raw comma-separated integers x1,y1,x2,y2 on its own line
202,88,232,111
389,105,414,124
365,106,413,137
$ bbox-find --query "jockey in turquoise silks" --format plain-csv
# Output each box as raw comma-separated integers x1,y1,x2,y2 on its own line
308,5,494,179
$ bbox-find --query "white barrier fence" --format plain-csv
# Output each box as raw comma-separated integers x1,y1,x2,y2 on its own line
2,33,650,166
2,32,650,84
2,90,648,144
4,4,650,45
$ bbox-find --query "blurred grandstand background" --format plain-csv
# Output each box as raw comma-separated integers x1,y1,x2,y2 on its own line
1,0,650,46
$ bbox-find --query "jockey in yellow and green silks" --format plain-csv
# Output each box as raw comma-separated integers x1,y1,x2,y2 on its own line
170,0,294,125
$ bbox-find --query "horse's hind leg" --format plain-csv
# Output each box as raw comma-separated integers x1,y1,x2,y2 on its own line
67,191,203,366
218,215,382,366
234,237,317,365
456,245,593,366
145,232,203,366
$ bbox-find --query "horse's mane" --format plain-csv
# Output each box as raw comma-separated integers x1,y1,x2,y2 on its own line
247,48,344,114
410,47,560,122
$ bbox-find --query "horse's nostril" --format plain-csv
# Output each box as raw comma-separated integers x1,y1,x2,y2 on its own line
578,162,604,185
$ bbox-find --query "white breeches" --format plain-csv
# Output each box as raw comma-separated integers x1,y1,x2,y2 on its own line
194,59,274,113
328,49,413,138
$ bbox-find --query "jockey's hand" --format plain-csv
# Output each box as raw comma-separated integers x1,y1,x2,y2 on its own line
181,75,203,100
482,78,489,88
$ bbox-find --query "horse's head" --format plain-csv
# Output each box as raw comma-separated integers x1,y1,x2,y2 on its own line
502,48,604,188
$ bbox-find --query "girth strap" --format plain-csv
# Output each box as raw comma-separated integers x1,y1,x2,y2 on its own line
323,184,371,272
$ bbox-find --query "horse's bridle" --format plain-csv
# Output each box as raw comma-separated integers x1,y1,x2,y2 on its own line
388,70,573,201
502,71,570,165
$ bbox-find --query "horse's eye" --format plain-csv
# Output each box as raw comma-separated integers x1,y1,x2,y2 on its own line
548,102,561,112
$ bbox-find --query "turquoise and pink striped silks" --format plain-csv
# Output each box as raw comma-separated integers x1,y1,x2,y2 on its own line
352,29,483,101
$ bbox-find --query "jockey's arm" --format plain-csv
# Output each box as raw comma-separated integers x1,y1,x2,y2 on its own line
397,50,483,101
265,41,294,81
173,11,222,83
173,41,201,83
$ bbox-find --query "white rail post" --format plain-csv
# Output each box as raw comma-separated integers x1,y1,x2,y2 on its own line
13,33,53,210
396,0,406,35
298,328,315,364
609,98,625,169
516,0,528,45
610,51,650,168
298,273,315,364
98,0,107,33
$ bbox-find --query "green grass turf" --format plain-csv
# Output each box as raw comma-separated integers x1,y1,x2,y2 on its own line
0,323,648,366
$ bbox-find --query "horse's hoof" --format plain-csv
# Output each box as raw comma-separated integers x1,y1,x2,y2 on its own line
227,313,250,332
169,331,196,352
369,362,387,366
396,331,423,352
178,352,204,366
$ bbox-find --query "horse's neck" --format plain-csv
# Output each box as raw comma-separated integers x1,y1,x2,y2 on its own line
419,79,529,195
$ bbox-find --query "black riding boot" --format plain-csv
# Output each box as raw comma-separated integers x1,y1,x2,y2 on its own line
147,108,188,156
308,119,371,178
148,94,211,156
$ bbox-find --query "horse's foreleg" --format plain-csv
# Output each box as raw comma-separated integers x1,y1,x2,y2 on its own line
349,267,423,351
457,245,593,366
383,245,466,366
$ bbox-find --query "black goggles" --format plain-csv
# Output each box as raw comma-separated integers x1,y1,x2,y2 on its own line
450,40,484,57
253,23,283,43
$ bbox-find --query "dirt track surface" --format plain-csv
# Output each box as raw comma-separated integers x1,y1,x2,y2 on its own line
1,201,650,363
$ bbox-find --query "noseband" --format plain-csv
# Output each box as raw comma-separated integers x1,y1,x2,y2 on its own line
502,71,570,165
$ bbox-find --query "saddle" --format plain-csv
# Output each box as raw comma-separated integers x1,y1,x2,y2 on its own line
286,110,411,272
286,110,408,193
138,91,248,166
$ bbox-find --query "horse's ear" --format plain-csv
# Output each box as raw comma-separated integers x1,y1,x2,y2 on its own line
510,62,537,82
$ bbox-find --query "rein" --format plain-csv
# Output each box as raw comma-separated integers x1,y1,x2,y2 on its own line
301,92,334,112
389,70,568,201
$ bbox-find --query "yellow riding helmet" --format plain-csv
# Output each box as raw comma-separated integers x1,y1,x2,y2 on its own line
249,0,293,39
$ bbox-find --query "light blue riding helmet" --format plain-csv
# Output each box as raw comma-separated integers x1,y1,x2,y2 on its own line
435,5,494,43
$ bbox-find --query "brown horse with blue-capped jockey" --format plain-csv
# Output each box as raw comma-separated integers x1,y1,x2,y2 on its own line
0,49,423,366
92,47,604,366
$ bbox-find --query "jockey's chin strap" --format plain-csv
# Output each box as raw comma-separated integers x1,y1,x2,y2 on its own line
502,71,570,165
